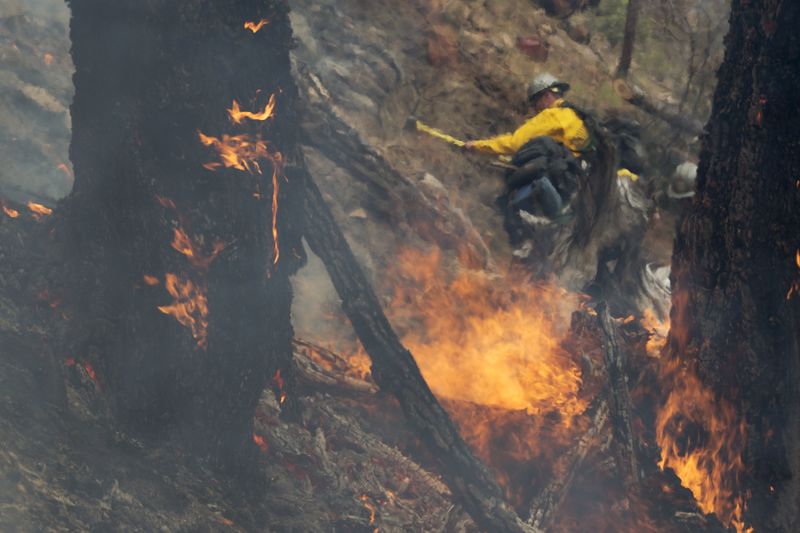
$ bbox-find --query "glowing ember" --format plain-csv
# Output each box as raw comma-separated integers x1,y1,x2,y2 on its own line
1,202,19,218
244,19,270,33
228,94,276,124
272,369,287,405
253,433,269,453
656,357,752,532
158,273,209,349
359,495,378,530
143,275,160,286
27,202,53,220
787,249,800,299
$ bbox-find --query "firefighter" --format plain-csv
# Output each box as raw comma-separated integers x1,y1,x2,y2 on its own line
464,73,590,158
465,73,591,223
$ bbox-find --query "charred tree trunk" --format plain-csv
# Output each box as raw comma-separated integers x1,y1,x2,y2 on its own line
60,0,305,473
666,1,800,530
616,0,640,78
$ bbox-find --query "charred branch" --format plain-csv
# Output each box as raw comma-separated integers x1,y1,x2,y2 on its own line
612,78,703,136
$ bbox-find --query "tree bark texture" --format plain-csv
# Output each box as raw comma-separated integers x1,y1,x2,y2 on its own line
667,1,800,530
616,0,640,78
60,0,305,471
292,162,538,533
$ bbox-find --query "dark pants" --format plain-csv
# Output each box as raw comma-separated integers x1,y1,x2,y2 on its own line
510,176,563,218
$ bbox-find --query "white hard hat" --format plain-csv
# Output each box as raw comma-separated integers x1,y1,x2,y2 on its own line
527,73,570,102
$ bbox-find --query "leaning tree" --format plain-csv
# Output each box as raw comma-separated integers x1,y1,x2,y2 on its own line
663,0,800,530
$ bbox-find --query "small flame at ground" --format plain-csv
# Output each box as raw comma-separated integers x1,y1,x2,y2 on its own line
2,202,19,218
244,19,270,33
158,273,209,349
27,202,53,220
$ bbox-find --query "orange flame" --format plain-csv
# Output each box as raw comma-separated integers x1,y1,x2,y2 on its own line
359,495,378,530
198,132,274,175
170,227,225,270
271,153,284,265
355,247,588,500
27,202,53,220
244,19,270,33
641,308,669,357
787,249,800,299
158,273,209,349
143,275,160,286
228,94,276,124
656,357,752,532
387,248,585,418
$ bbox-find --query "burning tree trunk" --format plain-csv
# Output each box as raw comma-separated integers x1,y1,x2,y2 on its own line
59,0,305,472
662,1,800,531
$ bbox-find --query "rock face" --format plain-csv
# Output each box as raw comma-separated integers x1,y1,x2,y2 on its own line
0,5,74,202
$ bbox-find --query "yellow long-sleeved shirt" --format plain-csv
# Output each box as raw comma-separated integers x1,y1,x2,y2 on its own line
471,99,590,156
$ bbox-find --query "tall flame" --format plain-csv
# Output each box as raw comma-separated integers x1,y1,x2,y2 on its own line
158,273,209,349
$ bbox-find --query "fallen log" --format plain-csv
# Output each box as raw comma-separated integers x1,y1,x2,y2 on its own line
292,339,378,397
598,303,640,488
613,78,704,136
291,161,538,533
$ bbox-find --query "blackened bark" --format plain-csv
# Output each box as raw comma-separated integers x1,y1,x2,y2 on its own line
60,0,304,472
292,162,538,533
668,1,800,530
598,303,639,487
616,0,640,78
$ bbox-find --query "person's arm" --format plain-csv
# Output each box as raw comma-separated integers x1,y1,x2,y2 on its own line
467,109,565,156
